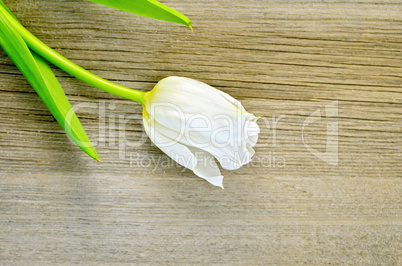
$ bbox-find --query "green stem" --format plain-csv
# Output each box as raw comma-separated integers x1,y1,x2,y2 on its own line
0,4,146,105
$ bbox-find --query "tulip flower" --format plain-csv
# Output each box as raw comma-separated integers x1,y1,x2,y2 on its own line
142,77,260,188
0,1,260,187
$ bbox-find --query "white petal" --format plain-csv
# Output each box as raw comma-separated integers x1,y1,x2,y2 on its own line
143,115,224,188
149,114,245,171
247,134,259,147
149,77,238,115
143,116,196,169
187,147,224,188
209,115,259,170
215,145,252,171
202,176,224,189
245,120,260,147
248,146,256,158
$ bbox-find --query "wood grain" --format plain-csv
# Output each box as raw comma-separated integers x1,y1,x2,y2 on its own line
0,0,401,264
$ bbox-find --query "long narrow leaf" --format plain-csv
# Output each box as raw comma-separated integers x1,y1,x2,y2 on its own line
88,0,191,28
0,7,99,160
0,1,15,19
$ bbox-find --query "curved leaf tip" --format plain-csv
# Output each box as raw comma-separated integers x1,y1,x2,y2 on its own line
87,0,191,28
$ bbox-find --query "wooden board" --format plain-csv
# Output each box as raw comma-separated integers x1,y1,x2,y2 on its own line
0,0,401,264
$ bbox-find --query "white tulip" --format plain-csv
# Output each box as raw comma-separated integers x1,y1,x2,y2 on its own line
142,76,260,188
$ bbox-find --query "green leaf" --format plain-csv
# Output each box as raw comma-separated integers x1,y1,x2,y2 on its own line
88,0,191,28
0,1,15,19
0,7,99,160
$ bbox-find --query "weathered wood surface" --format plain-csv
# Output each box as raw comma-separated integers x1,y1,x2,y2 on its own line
0,0,401,264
